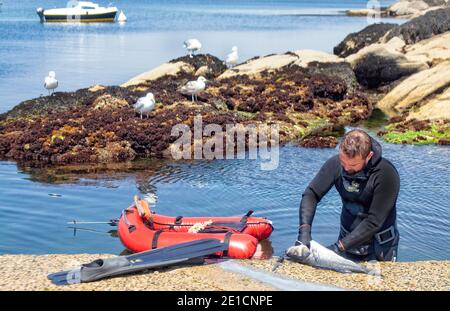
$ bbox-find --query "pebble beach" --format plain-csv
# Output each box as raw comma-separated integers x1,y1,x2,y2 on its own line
0,254,449,291
0,254,272,291
245,258,450,291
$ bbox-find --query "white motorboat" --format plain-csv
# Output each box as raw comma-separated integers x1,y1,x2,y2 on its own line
37,1,118,23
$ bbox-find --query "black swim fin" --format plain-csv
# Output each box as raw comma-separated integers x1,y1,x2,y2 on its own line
48,238,226,286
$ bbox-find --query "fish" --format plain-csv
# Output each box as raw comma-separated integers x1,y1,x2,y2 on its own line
285,240,371,274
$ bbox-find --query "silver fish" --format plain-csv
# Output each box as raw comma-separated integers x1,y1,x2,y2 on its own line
286,240,370,274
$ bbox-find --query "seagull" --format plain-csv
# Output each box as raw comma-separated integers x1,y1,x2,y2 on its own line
179,76,207,103
134,92,156,119
44,71,58,95
226,46,239,68
183,39,202,58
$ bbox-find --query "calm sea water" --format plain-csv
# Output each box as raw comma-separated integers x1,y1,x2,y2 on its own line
1,130,449,261
1,1,448,262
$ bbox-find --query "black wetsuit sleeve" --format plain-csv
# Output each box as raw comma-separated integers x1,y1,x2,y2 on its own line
341,164,400,250
299,156,338,226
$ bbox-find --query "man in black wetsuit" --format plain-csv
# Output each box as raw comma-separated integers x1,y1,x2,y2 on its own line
297,129,400,261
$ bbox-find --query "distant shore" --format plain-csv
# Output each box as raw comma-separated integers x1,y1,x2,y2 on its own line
346,0,450,19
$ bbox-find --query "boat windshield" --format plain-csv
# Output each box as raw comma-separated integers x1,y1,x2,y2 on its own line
82,6,96,10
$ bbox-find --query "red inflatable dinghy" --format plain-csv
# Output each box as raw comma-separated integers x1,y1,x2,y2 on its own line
118,197,274,259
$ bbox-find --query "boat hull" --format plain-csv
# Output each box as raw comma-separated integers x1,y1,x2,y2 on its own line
43,11,117,23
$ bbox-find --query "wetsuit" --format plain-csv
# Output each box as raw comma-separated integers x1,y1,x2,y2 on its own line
299,138,400,261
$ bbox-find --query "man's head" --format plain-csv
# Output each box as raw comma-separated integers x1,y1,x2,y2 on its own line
339,129,373,175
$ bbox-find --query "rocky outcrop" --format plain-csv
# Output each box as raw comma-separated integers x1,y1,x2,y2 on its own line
169,54,228,79
122,62,195,87
407,88,450,120
302,61,358,91
218,50,343,79
334,12,450,89
334,8,450,145
403,31,450,65
421,0,449,5
384,7,450,43
386,0,430,17
387,0,450,18
337,8,450,61
0,55,372,165
0,86,137,120
334,23,397,57
376,61,450,145
218,53,298,79
122,54,227,87
377,61,450,116
347,37,428,88
299,136,338,148
293,50,344,67
345,9,386,17
346,0,449,18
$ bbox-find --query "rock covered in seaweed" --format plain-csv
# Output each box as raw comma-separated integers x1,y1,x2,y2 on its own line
347,37,428,88
334,8,450,91
377,118,450,144
122,54,227,87
303,61,358,91
168,54,228,79
299,136,339,148
0,54,372,165
386,0,431,17
384,7,450,43
218,50,344,80
334,23,398,58
0,86,138,120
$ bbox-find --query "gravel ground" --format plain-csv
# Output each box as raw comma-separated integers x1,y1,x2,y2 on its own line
1,254,449,291
244,258,450,291
0,254,273,291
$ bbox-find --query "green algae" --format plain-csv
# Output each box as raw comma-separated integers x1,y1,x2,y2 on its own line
381,122,450,145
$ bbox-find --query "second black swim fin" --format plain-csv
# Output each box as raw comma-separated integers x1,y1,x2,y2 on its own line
48,238,226,286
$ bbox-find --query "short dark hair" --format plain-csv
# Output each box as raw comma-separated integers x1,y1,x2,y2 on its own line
339,129,372,158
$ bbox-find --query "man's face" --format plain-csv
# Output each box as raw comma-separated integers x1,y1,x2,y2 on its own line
339,151,373,175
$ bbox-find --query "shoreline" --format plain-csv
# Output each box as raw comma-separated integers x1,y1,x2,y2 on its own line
0,254,448,291
0,254,273,291
345,0,449,19
245,257,450,291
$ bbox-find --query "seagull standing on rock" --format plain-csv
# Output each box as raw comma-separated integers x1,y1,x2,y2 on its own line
134,92,156,119
226,46,239,68
183,39,202,58
44,71,58,95
179,76,207,103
